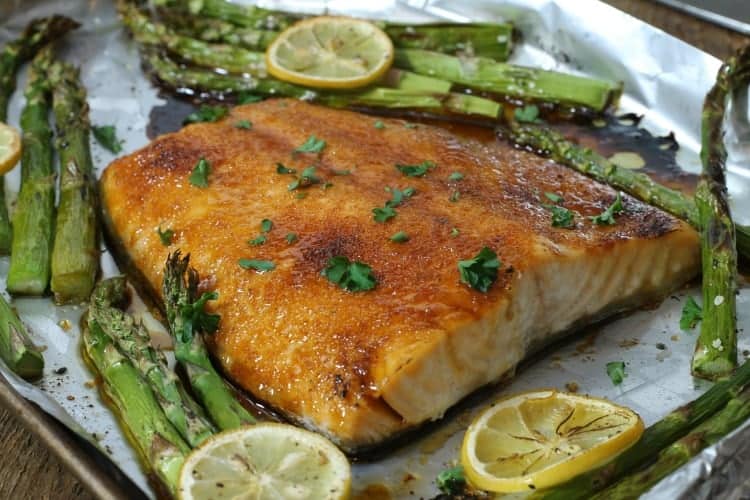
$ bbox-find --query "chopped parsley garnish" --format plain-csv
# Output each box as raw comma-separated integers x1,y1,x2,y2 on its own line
260,219,273,233
374,120,385,129
514,104,540,123
590,192,624,225
606,361,627,386
294,135,326,154
238,258,275,272
331,169,351,176
544,192,563,203
234,119,252,130
92,125,123,153
437,466,466,495
548,205,575,228
248,235,267,246
680,296,703,330
449,172,464,181
236,92,264,104
450,227,460,238
373,206,397,223
458,247,500,293
157,227,174,246
295,192,307,199
390,231,409,243
183,105,228,124
322,256,376,292
288,166,321,190
189,157,211,188
285,232,298,244
450,191,460,203
386,186,415,207
396,160,435,177
276,163,296,175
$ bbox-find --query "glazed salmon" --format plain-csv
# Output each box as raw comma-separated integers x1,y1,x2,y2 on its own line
100,99,699,452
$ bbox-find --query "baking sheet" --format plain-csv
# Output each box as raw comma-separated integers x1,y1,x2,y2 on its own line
0,0,749,498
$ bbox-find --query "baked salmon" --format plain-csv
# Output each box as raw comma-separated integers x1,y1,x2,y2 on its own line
100,99,699,452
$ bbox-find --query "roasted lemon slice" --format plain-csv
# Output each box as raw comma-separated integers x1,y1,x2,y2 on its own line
265,16,394,89
461,390,643,493
0,123,21,174
178,423,351,500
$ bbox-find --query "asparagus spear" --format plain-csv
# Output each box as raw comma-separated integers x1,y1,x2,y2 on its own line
507,123,750,262
84,314,189,494
592,386,750,499
48,62,99,304
0,294,43,380
156,4,514,60
394,49,622,112
533,358,750,499
7,46,56,295
0,15,79,254
690,45,748,379
90,277,216,447
153,0,296,31
143,51,502,119
163,252,256,430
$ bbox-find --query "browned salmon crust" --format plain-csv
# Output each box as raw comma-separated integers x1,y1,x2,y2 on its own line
100,99,699,451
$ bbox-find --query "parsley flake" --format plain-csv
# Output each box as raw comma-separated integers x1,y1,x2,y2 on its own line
514,104,540,123
390,231,409,243
157,227,174,246
386,186,415,208
189,158,211,188
396,161,435,177
237,92,264,104
276,163,296,175
374,120,385,129
285,232,298,244
322,256,376,292
458,247,500,293
450,227,460,238
331,169,351,176
294,135,326,154
547,205,575,228
373,206,397,223
260,219,273,233
183,105,228,124
590,192,624,225
606,361,627,386
450,191,460,202
449,172,464,181
248,235,267,246
680,296,703,330
544,192,563,203
234,119,252,130
238,258,275,272
92,125,123,153
288,166,321,190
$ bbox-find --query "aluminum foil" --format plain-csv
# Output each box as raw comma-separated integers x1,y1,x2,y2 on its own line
0,0,748,498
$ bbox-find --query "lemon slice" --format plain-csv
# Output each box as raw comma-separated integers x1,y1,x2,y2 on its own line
0,123,21,175
177,423,351,500
266,16,394,89
461,390,643,493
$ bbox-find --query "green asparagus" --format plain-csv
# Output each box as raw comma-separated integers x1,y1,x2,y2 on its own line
506,123,750,262
90,277,216,447
592,386,750,499
7,46,56,295
533,358,750,499
163,252,256,430
155,0,514,60
690,45,748,379
0,294,43,380
48,61,99,304
84,313,189,493
394,48,622,112
0,15,79,254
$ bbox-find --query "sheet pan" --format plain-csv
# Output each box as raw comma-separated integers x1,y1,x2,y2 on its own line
0,0,748,498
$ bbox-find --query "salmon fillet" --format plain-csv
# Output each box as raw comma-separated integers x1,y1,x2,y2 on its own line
100,99,699,452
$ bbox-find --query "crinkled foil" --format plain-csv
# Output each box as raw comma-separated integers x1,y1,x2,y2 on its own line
1,1,748,498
